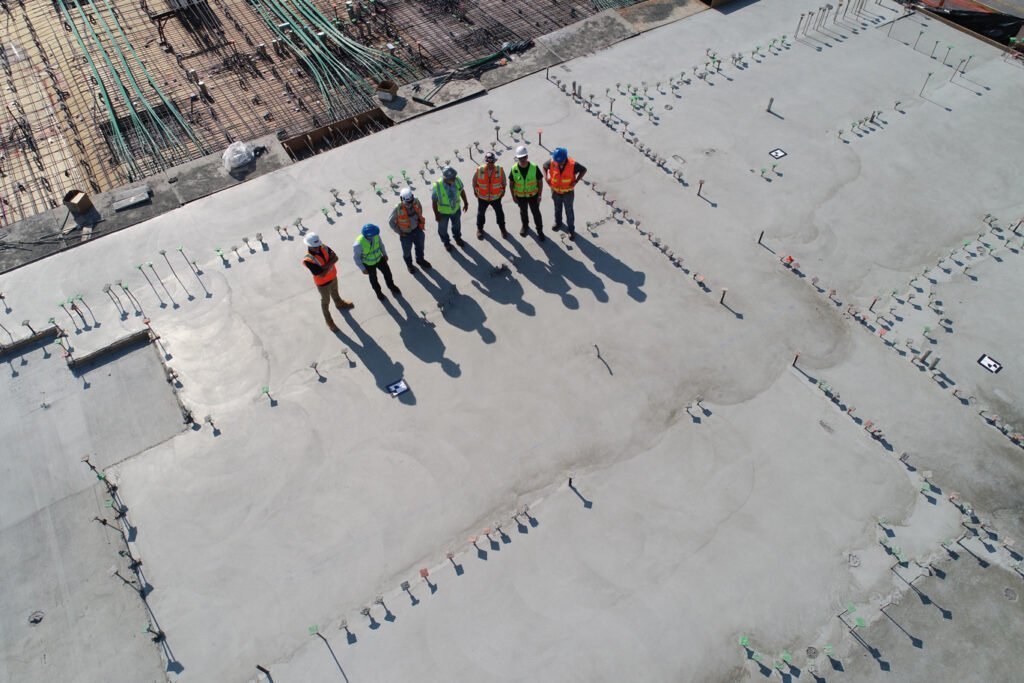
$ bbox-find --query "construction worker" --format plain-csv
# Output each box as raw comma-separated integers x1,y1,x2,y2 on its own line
543,146,587,241
302,232,353,332
509,145,544,241
432,166,469,251
353,223,401,300
389,187,432,274
473,150,507,239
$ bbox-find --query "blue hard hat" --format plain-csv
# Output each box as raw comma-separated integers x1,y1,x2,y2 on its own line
361,223,380,238
552,147,568,163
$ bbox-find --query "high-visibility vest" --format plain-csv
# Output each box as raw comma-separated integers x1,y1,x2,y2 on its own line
357,234,384,266
395,200,424,234
546,158,576,194
510,163,540,198
304,246,337,285
433,178,463,215
472,165,506,201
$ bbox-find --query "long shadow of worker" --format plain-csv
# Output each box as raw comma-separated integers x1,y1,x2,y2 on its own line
335,309,413,404
503,235,580,310
415,268,496,344
452,239,536,316
572,234,647,302
382,297,461,377
541,235,609,303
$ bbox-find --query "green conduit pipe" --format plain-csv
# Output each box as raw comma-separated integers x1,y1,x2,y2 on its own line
251,1,344,116
253,0,368,116
251,0,416,116
258,0,367,93
87,0,182,164
286,0,415,80
69,0,168,170
56,0,141,179
97,0,207,155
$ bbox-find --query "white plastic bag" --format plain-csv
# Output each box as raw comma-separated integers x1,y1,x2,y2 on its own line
222,141,254,172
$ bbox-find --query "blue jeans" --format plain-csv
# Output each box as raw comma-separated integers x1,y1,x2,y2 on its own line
437,211,462,244
552,191,575,233
400,229,425,264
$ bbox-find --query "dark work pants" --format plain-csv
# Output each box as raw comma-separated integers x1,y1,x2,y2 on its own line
476,198,506,231
552,190,575,233
365,259,396,294
400,230,425,265
514,195,543,230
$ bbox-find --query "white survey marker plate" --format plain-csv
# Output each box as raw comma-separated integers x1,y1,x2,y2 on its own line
977,354,1003,374
769,148,787,159
387,379,410,396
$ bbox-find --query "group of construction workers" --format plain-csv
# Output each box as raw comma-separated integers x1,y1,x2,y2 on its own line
302,145,587,331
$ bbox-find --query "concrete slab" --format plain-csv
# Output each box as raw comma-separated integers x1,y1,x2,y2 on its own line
0,486,167,683
835,547,1024,681
380,76,488,124
0,134,292,275
267,372,956,682
478,43,564,90
617,0,709,32
536,10,639,62
0,207,64,274
1,1,1023,682
0,340,185,530
167,133,293,207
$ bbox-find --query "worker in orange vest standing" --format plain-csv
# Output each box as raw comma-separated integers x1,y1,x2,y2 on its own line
472,150,507,239
389,187,433,274
302,232,354,332
543,146,587,241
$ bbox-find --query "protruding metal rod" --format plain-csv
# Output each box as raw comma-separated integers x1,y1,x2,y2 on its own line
919,72,933,97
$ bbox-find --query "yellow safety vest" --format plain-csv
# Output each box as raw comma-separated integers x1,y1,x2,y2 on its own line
358,235,383,266
433,178,463,215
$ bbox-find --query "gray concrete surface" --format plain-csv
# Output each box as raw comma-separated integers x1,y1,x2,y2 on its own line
382,77,487,124
0,134,292,274
0,485,167,683
0,338,184,682
1,0,1023,682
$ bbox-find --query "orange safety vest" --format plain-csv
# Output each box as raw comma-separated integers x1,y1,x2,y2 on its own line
395,200,424,234
546,158,576,194
304,245,337,286
473,165,506,201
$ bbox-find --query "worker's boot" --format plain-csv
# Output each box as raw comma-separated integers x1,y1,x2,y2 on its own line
499,225,508,238
537,226,546,242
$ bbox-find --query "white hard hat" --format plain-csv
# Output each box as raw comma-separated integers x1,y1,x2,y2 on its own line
515,145,529,158
304,232,322,248
400,187,414,202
